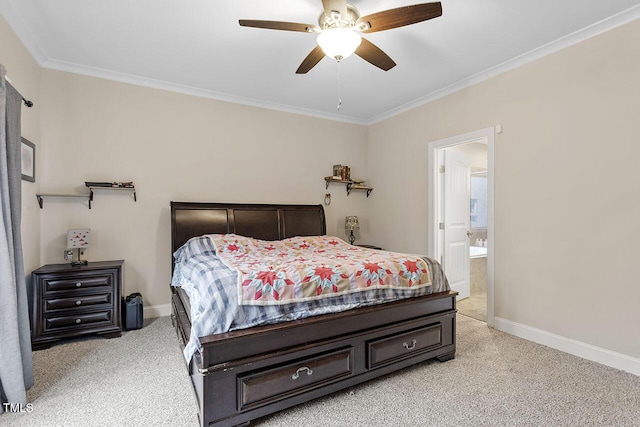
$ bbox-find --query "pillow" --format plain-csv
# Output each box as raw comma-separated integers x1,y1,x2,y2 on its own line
173,235,216,264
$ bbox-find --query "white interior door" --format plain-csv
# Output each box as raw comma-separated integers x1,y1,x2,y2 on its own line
443,149,471,299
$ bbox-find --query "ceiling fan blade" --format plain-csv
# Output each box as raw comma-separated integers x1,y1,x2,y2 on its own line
239,20,315,33
322,0,348,20
355,38,396,71
357,2,442,34
296,46,326,74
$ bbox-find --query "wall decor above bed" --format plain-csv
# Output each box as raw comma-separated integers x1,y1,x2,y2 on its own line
169,201,456,427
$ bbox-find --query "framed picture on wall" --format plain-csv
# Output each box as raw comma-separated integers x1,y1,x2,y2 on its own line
21,137,35,182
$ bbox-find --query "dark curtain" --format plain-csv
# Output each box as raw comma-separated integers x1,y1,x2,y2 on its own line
0,64,34,412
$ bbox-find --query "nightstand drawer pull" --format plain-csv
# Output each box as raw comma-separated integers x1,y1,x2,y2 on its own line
75,282,82,288
75,318,82,324
76,300,82,306
403,339,417,351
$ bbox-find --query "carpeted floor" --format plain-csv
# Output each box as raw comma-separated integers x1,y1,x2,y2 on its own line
3,315,639,426
456,292,486,322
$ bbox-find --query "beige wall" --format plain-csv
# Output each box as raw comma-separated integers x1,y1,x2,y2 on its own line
0,15,41,280
37,70,369,313
367,20,640,358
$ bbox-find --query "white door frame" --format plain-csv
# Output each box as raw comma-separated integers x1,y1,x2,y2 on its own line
427,127,495,327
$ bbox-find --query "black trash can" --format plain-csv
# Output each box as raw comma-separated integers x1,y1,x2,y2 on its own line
123,292,143,330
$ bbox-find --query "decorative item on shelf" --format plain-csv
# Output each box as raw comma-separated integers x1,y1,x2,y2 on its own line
341,166,350,180
67,229,91,266
332,164,343,179
345,216,359,245
85,181,134,188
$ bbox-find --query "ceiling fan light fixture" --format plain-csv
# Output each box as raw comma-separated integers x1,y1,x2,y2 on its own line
317,28,362,61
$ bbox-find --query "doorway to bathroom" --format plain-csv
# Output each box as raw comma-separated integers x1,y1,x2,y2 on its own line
428,127,495,326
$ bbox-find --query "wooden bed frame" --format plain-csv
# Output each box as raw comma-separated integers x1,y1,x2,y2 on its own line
170,202,457,427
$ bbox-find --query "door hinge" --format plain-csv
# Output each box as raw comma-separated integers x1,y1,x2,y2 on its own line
439,165,445,173
439,222,445,230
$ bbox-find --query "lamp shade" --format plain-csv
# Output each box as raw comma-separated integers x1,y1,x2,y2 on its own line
345,216,360,231
67,229,91,249
317,28,362,61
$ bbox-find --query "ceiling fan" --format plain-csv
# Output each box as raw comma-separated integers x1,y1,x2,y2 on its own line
239,0,442,74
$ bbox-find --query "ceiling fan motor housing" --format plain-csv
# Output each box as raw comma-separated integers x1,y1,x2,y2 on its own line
319,4,361,30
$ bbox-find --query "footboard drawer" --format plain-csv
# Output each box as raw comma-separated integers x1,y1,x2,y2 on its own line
368,323,442,369
238,347,354,410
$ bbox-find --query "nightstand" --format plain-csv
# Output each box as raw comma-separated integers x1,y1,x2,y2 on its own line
31,260,123,350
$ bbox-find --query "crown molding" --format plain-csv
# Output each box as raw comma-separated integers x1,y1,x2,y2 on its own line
41,58,367,126
367,4,640,125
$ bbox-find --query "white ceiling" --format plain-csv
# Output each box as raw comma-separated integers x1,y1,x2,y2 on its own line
2,0,640,124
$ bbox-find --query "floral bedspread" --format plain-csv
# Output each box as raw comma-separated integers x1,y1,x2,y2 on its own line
208,234,432,305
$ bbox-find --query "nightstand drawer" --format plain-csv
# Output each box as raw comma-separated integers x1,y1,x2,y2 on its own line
44,275,112,292
44,310,113,332
44,293,112,312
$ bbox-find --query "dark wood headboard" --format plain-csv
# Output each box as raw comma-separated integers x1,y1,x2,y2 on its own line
170,202,326,254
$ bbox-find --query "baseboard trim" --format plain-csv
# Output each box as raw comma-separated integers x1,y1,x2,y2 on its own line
143,303,171,319
494,317,640,376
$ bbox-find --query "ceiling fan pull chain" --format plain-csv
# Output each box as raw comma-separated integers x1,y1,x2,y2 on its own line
337,61,342,111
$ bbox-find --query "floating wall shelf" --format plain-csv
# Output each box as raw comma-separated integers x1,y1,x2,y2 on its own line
37,184,136,209
36,194,89,209
87,186,136,209
324,177,373,197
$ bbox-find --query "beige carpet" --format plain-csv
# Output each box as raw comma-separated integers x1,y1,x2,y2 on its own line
2,315,639,426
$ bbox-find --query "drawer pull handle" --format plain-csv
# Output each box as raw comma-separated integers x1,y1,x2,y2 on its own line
403,339,417,351
76,300,82,306
75,282,82,288
291,366,313,380
75,319,82,324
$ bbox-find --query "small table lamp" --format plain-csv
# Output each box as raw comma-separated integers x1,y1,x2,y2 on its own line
345,216,359,245
67,229,91,266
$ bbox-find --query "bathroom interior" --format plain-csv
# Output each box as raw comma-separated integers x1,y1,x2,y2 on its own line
454,142,488,322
